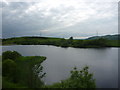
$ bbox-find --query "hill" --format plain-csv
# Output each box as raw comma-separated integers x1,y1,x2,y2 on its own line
86,34,120,40
2,35,120,47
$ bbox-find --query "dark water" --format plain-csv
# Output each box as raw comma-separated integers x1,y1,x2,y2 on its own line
2,45,118,88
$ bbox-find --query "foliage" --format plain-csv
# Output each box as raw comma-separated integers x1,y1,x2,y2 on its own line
2,77,27,88
83,38,109,47
69,66,96,88
15,56,46,88
45,66,96,88
3,59,17,82
2,51,46,88
2,51,97,88
3,36,120,48
2,51,21,61
69,37,73,40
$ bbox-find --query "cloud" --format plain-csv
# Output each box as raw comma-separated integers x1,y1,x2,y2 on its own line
2,0,118,38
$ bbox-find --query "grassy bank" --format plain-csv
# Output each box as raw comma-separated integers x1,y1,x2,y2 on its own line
2,51,46,88
2,51,96,89
2,36,120,48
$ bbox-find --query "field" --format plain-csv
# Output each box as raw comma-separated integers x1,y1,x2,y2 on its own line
2,36,120,48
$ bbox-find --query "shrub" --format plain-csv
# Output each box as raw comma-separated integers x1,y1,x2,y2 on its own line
46,66,96,88
3,59,17,82
2,51,21,61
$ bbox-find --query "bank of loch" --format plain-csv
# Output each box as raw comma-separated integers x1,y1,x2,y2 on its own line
2,51,46,88
2,36,120,48
2,51,96,88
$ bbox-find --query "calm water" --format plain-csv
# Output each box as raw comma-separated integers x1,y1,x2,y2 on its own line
2,45,118,88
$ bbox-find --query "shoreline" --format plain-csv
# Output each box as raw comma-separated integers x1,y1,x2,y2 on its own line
1,44,120,48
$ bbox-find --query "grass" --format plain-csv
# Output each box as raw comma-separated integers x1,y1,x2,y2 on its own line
2,36,120,48
2,54,46,88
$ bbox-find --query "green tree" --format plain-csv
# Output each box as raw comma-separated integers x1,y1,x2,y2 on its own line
68,37,73,44
68,66,96,88
3,59,17,82
2,51,21,61
69,37,73,40
2,51,47,88
60,39,69,47
46,66,96,88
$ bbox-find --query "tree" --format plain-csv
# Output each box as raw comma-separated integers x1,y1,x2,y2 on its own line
68,37,73,45
2,51,21,61
47,66,96,88
3,59,17,82
68,66,96,88
69,37,73,40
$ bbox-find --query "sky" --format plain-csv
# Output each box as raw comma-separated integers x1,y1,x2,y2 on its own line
1,0,119,39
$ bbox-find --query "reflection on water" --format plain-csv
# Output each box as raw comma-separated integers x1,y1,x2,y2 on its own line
2,45,118,88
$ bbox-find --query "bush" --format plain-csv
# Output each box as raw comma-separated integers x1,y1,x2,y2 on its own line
85,38,108,47
45,66,96,88
2,51,21,61
2,51,46,88
68,66,96,88
3,59,17,82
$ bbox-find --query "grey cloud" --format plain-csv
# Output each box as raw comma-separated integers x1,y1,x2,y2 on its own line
2,2,59,37
2,1,118,38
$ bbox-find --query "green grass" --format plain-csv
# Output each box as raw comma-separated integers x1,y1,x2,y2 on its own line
107,40,120,47
3,77,27,88
2,52,46,88
0,56,2,69
2,36,120,48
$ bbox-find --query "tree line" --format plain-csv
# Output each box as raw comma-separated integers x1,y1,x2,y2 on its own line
2,36,112,48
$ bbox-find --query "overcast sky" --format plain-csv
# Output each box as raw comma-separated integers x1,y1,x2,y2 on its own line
2,0,119,38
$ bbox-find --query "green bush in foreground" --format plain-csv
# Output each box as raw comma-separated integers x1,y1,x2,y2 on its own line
3,59,17,82
44,66,96,88
2,51,22,61
2,51,46,88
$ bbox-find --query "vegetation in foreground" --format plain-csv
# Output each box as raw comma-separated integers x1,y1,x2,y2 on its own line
2,51,46,88
2,36,120,48
44,66,96,88
2,51,96,88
